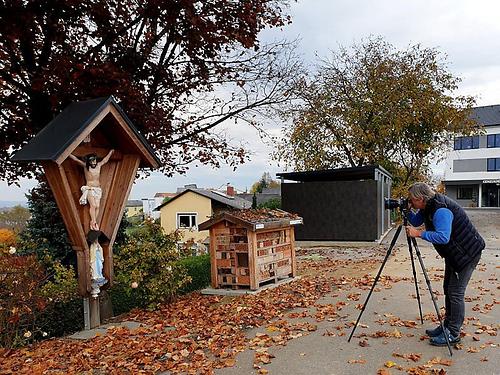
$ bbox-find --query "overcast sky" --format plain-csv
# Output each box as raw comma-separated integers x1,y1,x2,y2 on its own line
2,0,500,202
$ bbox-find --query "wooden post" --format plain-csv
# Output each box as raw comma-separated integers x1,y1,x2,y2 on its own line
289,227,297,277
248,231,258,290
89,297,100,328
209,226,218,288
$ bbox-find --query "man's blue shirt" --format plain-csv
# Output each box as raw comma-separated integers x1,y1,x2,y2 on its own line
407,208,453,244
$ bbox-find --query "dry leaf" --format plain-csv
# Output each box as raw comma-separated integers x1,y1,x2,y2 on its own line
348,359,367,364
385,360,396,368
428,357,452,366
224,358,236,367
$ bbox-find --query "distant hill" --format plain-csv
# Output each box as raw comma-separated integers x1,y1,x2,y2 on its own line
0,201,28,209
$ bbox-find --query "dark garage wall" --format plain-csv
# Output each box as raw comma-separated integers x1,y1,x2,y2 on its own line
282,180,378,241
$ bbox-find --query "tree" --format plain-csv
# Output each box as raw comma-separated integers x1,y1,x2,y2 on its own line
0,0,300,184
250,172,280,193
276,37,477,189
0,205,31,232
19,181,75,268
258,197,281,210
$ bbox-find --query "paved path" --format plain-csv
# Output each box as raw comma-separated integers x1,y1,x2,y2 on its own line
217,212,500,375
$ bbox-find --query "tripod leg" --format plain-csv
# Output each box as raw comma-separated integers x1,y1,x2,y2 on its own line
348,225,403,342
411,238,453,356
406,236,424,323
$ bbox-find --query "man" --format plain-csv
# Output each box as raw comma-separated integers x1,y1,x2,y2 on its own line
69,149,114,230
405,182,485,346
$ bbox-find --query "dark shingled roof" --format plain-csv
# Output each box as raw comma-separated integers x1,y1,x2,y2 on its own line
126,200,143,207
11,96,160,166
276,165,392,182
155,188,252,211
470,105,500,126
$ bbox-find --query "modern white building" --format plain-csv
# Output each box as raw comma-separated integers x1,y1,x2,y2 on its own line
142,192,177,219
443,105,500,208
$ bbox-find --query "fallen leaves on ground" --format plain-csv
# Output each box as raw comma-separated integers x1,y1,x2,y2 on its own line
2,245,497,374
2,251,378,374
392,352,422,362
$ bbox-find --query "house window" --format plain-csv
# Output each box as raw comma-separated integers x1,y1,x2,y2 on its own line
487,158,500,171
457,186,473,200
487,134,500,148
177,213,197,229
454,136,479,150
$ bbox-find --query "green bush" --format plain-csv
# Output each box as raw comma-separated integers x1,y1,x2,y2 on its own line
258,197,281,210
37,262,83,337
177,254,211,294
38,298,83,338
109,282,143,316
113,220,191,309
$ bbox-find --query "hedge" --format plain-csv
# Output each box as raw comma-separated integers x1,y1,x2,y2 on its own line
177,254,211,294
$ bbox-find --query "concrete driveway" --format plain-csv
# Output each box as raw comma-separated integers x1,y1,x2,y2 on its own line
217,210,500,375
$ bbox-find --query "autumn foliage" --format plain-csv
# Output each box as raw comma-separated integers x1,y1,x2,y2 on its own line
0,228,17,252
0,250,82,349
277,37,478,189
0,0,298,183
0,255,47,348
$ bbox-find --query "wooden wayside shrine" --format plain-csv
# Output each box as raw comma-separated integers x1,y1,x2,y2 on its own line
198,209,303,291
12,96,160,328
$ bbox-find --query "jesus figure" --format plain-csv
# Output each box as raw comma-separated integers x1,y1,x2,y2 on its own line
69,149,114,230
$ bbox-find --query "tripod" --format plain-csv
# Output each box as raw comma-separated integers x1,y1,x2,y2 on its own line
347,210,453,356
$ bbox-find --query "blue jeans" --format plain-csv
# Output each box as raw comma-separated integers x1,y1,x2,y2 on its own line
443,252,481,337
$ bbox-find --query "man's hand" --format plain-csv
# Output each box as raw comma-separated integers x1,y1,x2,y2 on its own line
405,226,423,238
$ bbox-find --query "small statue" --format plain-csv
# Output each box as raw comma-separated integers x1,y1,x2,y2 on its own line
87,230,107,298
70,149,114,230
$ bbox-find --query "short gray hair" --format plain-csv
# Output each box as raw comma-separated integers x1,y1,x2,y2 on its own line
408,182,436,202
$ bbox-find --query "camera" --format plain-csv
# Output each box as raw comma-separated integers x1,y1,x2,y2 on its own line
384,197,409,211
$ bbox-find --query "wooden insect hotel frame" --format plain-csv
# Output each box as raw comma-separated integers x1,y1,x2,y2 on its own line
198,210,303,290
12,96,160,328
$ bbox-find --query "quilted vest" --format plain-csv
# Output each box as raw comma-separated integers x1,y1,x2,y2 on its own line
423,194,485,272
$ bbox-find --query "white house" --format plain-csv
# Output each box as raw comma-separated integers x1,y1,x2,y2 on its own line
443,105,500,207
141,192,176,220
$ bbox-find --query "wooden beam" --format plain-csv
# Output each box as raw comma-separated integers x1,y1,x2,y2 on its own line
102,154,140,245
76,250,90,296
55,105,111,165
209,224,218,288
43,161,90,295
99,154,140,285
289,228,297,277
248,230,258,290
109,106,159,168
96,161,118,227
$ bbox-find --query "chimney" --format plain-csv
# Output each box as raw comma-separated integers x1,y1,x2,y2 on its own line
226,185,235,197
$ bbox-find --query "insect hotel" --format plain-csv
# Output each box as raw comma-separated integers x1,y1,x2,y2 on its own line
198,209,303,290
